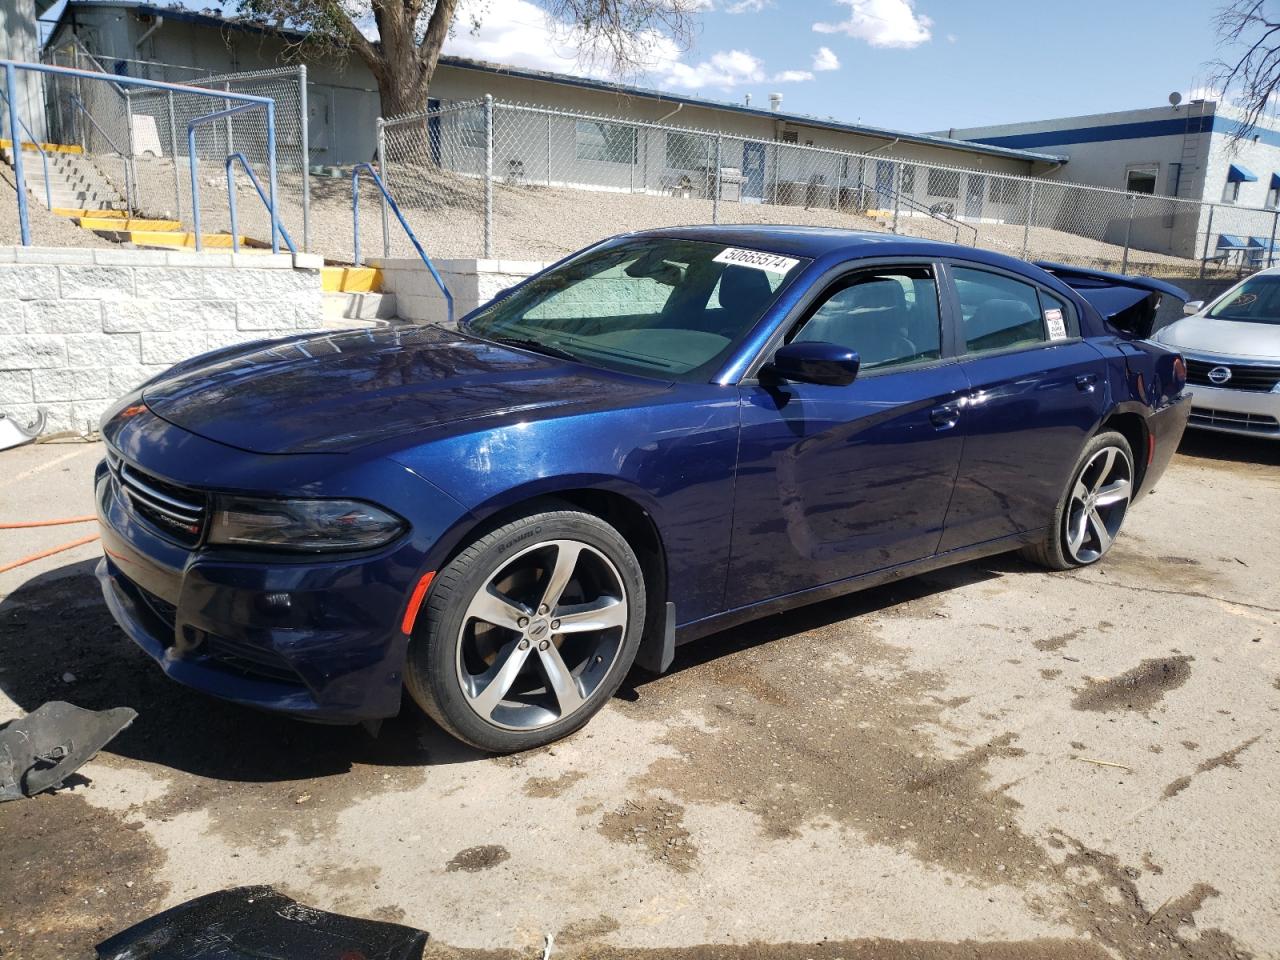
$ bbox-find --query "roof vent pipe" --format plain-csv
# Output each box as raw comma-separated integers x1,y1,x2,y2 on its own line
769,92,783,112
744,93,751,107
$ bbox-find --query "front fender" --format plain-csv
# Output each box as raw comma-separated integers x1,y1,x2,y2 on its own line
390,393,741,623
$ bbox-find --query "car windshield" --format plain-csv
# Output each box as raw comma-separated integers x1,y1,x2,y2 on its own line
465,237,810,381
1209,274,1280,325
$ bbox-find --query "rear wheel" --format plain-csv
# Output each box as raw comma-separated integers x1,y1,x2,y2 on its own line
405,508,646,753
1021,430,1135,570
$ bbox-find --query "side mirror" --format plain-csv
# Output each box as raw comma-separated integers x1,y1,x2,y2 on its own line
766,341,860,387
1183,300,1204,317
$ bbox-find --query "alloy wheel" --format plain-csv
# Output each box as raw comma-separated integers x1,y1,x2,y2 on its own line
455,539,629,730
1063,445,1133,564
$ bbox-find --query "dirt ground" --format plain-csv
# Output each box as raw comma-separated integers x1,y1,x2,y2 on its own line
0,431,1277,960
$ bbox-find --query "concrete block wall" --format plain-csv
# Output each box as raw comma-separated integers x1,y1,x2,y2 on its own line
373,258,548,326
0,247,326,436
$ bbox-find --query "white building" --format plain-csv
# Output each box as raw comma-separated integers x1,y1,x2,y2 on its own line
945,102,1280,261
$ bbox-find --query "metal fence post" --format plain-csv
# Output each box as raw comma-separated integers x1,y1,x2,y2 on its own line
298,64,311,253
6,64,30,246
1269,210,1279,268
266,98,280,255
1021,181,1037,260
1121,193,1136,274
376,117,390,259
891,160,901,234
546,112,552,187
483,94,494,258
222,81,233,156
123,90,136,214
713,133,722,224
166,91,181,220
1200,204,1215,278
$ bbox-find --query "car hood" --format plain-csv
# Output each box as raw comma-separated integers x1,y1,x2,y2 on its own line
141,325,670,454
1153,315,1280,360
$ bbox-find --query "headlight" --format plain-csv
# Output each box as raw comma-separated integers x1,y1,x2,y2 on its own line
207,496,406,552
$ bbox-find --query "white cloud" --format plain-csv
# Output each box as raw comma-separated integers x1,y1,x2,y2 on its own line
812,46,840,71
724,0,770,11
660,48,766,89
443,0,788,94
813,0,932,49
773,69,815,83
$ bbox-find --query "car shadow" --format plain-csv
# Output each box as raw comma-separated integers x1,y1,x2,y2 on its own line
1176,428,1280,467
0,559,486,783
623,558,1007,691
0,555,1011,783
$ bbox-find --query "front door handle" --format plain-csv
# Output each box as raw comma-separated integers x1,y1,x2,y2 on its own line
930,404,960,430
1076,373,1099,392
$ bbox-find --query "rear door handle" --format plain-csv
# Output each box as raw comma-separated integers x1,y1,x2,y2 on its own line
1076,373,1099,392
930,404,960,430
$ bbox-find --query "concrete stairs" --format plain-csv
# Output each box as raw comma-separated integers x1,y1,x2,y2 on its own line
3,144,125,213
320,267,402,328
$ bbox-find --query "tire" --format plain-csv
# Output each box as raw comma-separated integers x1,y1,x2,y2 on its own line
405,507,646,753
1020,430,1135,571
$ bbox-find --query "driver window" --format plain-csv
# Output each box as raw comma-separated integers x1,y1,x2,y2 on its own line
791,267,942,371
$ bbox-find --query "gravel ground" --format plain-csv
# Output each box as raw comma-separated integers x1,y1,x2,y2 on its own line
1,430,1278,960
3,155,1217,279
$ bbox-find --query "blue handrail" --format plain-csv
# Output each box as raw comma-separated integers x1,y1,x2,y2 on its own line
0,87,52,210
352,162,454,324
68,94,133,212
3,59,277,248
225,151,295,254
188,101,279,253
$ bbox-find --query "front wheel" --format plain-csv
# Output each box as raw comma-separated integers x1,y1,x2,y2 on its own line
405,508,646,753
1021,430,1135,570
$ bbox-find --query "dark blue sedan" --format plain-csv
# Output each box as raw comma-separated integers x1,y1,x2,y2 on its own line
96,227,1191,752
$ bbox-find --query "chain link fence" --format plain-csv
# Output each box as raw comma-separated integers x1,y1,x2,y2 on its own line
38,45,311,249
380,97,1280,279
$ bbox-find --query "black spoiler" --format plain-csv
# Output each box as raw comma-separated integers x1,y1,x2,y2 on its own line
1034,262,1191,338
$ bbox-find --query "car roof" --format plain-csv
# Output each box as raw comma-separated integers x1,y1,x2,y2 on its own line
628,224,1041,274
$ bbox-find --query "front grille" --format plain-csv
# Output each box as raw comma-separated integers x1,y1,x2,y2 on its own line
1185,358,1280,393
107,450,207,546
1189,407,1280,434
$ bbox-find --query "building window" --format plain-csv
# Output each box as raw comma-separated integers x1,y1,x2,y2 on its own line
1268,185,1280,209
1125,167,1157,195
1223,179,1242,204
988,178,1022,204
900,164,917,194
927,168,960,199
575,120,636,164
455,108,487,150
666,131,709,170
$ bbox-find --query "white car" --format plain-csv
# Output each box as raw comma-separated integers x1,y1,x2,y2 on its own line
1151,268,1280,438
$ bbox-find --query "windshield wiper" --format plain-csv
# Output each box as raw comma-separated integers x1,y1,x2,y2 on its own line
489,336,582,363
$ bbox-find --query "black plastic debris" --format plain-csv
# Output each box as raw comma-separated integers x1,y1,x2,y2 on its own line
96,886,429,960
0,701,136,802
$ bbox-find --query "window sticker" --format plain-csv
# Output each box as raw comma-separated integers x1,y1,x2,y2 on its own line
713,247,801,275
1044,307,1068,340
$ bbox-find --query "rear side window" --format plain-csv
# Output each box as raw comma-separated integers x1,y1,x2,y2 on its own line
954,267,1046,355
790,266,942,371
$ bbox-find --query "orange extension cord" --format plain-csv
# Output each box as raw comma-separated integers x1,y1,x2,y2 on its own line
0,516,99,575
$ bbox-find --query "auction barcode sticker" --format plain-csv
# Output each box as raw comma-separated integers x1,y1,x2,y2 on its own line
713,247,801,275
1044,308,1069,340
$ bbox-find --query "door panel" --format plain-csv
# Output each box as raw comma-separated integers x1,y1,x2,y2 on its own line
726,364,968,610
742,142,766,200
938,342,1108,552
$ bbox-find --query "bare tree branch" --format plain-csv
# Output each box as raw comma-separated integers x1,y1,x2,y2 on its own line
232,0,700,119
1212,0,1280,142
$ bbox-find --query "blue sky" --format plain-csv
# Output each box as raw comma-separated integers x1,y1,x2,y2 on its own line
445,0,1224,132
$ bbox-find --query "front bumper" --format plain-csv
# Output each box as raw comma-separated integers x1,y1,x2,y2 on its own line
93,453,454,724
1185,383,1280,439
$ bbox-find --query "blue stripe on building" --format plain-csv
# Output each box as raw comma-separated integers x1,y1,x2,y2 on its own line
969,116,1217,149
